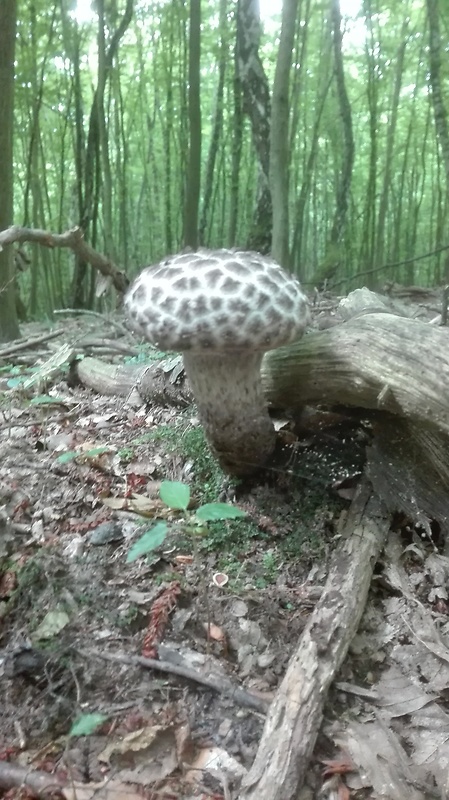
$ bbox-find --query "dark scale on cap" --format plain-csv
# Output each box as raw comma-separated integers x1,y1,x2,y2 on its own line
194,296,209,315
132,283,147,304
173,276,189,292
278,294,295,311
259,275,280,293
160,296,177,313
226,260,249,277
210,297,223,311
188,276,201,291
196,320,212,334
222,277,240,294
205,268,224,288
229,298,251,314
222,328,240,345
257,293,271,309
247,317,264,336
150,286,163,304
266,307,283,325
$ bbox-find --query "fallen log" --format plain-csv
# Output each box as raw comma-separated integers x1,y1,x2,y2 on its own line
74,309,449,435
237,480,390,800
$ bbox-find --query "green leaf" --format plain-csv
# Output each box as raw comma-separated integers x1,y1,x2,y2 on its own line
30,394,66,406
160,480,190,510
195,503,247,522
69,713,108,738
33,609,70,641
56,446,110,464
127,521,168,562
56,450,79,463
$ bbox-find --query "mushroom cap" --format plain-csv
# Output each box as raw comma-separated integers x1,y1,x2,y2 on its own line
124,248,310,352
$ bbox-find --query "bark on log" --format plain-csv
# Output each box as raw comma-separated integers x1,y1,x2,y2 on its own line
237,480,390,800
74,311,449,436
263,312,449,434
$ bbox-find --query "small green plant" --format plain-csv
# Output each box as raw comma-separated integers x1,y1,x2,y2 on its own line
127,480,246,562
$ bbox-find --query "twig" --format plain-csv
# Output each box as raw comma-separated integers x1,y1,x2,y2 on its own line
0,225,129,294
0,761,65,796
0,330,64,358
82,648,269,714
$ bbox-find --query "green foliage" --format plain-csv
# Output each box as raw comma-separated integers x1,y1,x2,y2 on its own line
9,0,447,316
127,480,246,563
69,713,108,738
57,446,111,464
127,520,168,563
133,418,230,504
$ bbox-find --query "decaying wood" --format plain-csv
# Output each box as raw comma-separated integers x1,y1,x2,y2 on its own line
0,329,64,360
367,416,449,538
74,309,449,435
75,356,192,407
263,311,449,433
237,480,390,800
0,225,129,294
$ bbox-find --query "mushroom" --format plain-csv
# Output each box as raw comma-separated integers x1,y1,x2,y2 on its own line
124,248,310,476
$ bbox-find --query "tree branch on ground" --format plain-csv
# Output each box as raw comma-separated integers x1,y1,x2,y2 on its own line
0,225,129,295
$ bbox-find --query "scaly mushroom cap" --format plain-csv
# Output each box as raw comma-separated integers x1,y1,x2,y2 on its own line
124,248,309,352
124,249,310,476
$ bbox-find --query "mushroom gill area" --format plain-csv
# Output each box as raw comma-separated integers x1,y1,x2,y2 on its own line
182,350,275,477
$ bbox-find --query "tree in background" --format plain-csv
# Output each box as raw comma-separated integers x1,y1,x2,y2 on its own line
270,0,299,266
0,0,20,343
183,0,201,250
236,0,272,252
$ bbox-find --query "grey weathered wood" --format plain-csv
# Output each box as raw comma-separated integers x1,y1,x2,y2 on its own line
237,482,390,800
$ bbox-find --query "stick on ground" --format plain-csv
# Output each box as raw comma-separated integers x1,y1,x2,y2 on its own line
237,479,390,800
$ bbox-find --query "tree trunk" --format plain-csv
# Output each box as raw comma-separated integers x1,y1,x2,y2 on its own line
426,0,449,191
70,0,133,307
0,0,20,342
325,0,355,274
228,28,244,247
375,24,408,268
236,0,272,252
183,0,201,250
199,0,227,246
270,0,299,266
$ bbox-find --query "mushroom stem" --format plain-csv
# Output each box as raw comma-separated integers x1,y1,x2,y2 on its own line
183,351,275,476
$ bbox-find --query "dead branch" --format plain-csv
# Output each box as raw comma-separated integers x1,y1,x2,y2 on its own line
0,225,129,294
0,760,65,797
82,648,269,714
0,329,64,359
237,480,390,800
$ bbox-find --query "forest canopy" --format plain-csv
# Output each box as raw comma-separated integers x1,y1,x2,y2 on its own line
2,0,449,321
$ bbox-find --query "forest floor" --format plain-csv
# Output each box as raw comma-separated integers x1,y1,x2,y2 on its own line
0,295,448,800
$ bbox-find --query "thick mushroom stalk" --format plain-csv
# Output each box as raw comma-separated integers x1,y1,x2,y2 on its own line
183,351,274,476
124,248,310,477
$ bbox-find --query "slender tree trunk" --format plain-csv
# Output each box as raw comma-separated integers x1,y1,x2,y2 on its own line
270,0,299,266
199,0,227,246
358,0,379,276
376,24,408,267
70,0,133,306
426,0,449,192
0,0,20,342
228,28,244,246
328,0,354,253
236,0,272,252
183,0,201,249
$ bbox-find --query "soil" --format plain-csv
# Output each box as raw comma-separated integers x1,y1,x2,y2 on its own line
0,319,368,798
